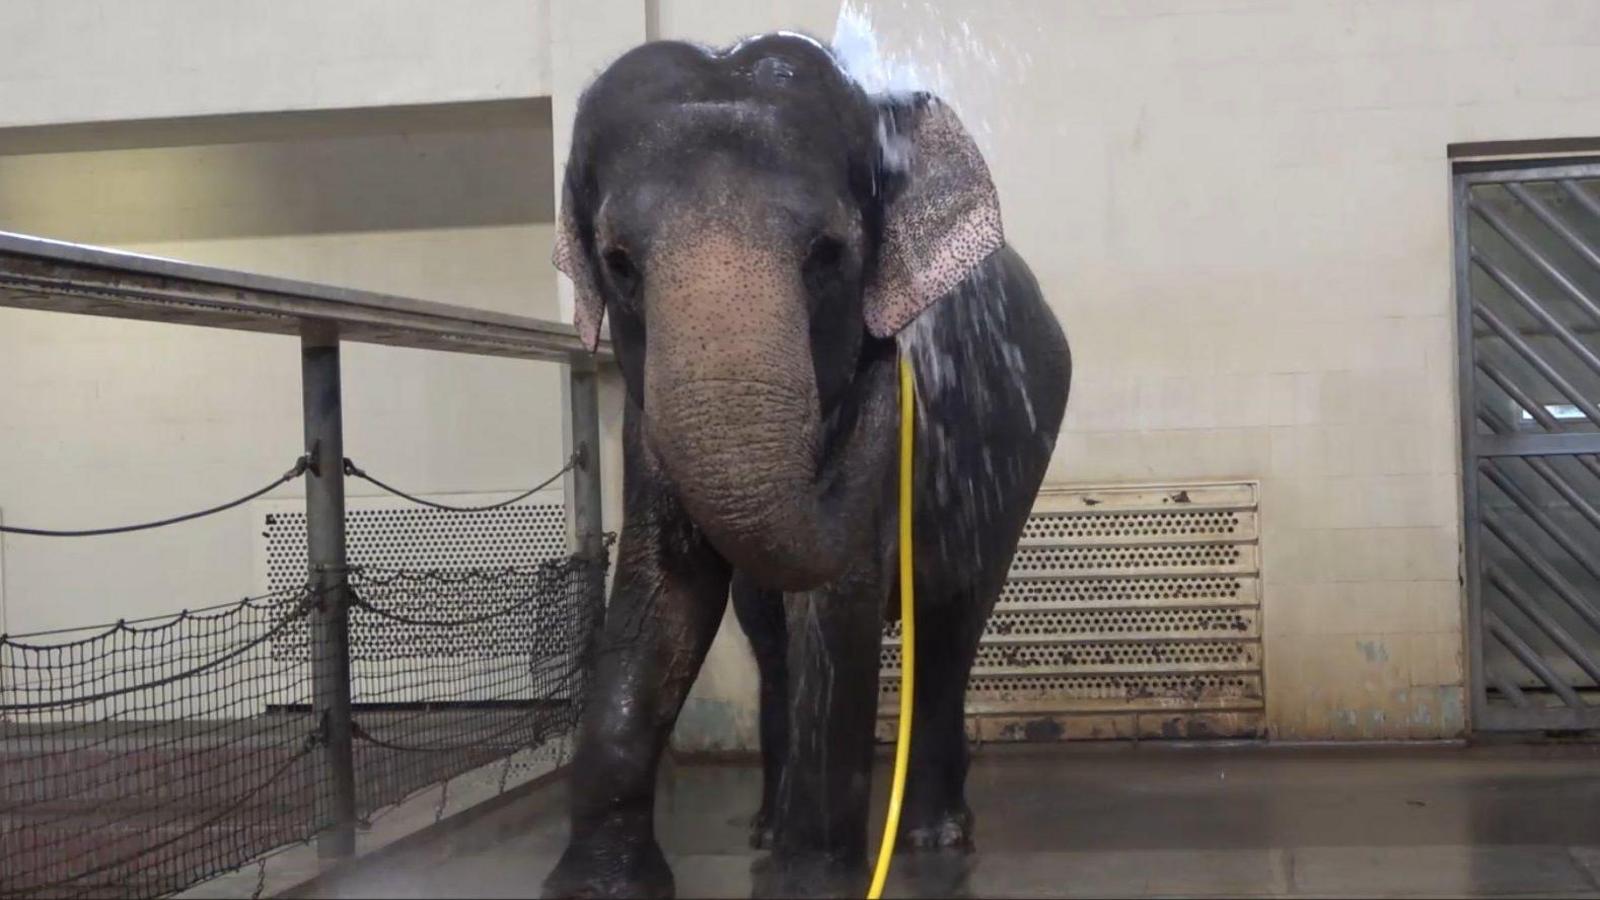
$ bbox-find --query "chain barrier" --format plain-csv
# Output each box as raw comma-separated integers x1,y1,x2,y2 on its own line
0,453,611,899
0,449,587,536
342,451,580,513
0,456,309,537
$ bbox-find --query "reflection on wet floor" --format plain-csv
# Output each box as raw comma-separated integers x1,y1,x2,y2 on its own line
287,743,1600,898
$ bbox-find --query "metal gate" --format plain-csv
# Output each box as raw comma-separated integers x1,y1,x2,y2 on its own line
1456,158,1600,731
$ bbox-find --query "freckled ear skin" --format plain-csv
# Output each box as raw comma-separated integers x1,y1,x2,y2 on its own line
554,182,605,352
864,94,1004,338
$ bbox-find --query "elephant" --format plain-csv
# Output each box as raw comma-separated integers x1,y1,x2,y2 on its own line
542,31,1071,899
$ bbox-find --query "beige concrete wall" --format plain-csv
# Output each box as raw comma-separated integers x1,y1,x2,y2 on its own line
549,0,650,546
0,0,552,128
0,104,565,634
1014,0,1599,741
662,0,1600,749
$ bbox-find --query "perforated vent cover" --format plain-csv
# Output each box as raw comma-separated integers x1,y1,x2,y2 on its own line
879,482,1264,742
256,493,567,665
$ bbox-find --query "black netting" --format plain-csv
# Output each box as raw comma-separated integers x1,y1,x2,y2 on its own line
0,550,607,900
0,590,319,899
345,557,606,817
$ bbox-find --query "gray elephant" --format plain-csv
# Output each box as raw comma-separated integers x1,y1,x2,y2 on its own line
543,31,1071,898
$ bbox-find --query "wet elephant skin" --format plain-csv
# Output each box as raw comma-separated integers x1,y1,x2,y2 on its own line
543,31,1071,899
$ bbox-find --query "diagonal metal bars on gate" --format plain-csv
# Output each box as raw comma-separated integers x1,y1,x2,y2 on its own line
1459,167,1600,731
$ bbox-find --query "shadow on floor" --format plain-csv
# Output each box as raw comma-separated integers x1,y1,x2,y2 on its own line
287,742,1600,898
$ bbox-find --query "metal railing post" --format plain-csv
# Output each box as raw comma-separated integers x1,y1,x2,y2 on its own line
564,355,605,566
300,321,357,859
563,351,607,685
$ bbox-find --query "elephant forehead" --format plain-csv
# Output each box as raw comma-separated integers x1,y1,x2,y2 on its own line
596,157,841,246
593,33,849,102
721,32,848,90
614,97,848,173
579,36,868,162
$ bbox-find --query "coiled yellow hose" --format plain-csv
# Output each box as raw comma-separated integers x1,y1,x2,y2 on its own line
867,353,915,900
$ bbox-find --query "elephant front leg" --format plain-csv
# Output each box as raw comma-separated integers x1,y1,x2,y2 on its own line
543,440,732,899
731,572,787,850
765,577,885,896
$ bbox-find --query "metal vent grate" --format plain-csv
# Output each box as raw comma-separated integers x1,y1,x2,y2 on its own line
257,494,567,663
881,640,1259,673
880,482,1264,742
999,575,1254,606
1022,510,1245,542
1010,543,1250,575
957,672,1263,704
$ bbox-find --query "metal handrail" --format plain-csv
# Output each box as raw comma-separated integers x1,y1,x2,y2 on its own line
0,230,610,363
0,228,611,863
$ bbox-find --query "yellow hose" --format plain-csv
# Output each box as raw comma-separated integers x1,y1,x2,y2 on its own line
867,353,915,900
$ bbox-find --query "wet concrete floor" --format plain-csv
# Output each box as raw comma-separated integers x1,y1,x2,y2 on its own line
290,742,1600,898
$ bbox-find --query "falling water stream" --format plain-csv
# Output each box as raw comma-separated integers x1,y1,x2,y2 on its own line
831,2,1052,575
830,0,1038,162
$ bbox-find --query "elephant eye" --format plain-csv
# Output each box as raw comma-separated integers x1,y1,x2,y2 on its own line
801,234,851,308
804,234,845,273
602,247,640,294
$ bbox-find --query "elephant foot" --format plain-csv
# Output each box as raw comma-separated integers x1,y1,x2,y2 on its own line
541,838,674,899
894,848,978,900
899,803,975,852
748,809,775,850
751,852,867,899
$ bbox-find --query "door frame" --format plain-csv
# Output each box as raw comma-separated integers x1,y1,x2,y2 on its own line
1454,157,1600,732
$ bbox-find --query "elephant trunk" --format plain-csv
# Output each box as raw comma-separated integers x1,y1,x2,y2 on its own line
642,227,895,591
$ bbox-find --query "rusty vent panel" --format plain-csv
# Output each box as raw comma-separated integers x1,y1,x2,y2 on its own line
879,481,1264,743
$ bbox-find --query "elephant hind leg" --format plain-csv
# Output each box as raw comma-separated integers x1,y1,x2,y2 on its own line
898,593,985,852
731,571,787,850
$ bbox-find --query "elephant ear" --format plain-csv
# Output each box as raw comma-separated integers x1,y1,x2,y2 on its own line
553,183,605,352
864,94,1004,338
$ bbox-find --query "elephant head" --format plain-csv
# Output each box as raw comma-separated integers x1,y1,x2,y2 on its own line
555,33,1004,590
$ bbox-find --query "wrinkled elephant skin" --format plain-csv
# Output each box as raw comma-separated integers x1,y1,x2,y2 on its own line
543,32,1071,900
